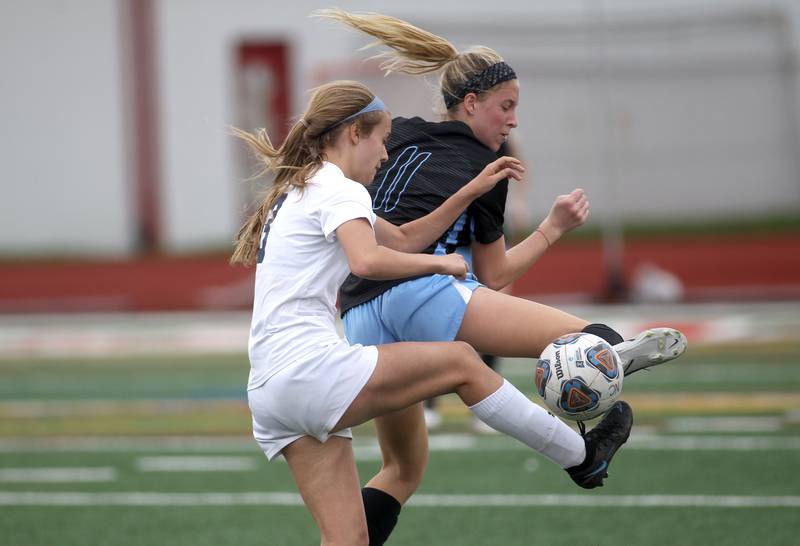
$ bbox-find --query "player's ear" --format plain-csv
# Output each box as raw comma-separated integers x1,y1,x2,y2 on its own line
463,92,478,116
347,122,360,144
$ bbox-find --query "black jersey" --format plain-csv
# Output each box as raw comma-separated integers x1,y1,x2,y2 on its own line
339,116,507,314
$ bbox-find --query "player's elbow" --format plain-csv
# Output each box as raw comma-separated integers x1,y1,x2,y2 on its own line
476,269,507,291
349,252,382,279
482,276,507,291
388,227,414,253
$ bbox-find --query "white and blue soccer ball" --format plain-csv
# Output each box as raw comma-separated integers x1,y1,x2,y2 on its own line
535,333,624,421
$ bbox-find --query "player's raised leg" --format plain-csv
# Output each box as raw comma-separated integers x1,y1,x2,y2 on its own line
458,287,687,373
335,340,632,487
455,287,589,356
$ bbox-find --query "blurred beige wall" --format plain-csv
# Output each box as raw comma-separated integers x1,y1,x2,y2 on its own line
1,0,798,256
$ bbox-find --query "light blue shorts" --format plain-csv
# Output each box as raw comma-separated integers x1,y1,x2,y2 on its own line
343,274,482,346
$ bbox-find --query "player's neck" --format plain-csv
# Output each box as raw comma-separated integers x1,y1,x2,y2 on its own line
448,107,471,127
321,149,353,180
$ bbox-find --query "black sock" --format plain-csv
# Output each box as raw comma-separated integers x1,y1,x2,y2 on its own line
582,323,624,346
362,487,401,545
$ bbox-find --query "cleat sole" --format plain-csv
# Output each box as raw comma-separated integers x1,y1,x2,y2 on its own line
617,328,687,375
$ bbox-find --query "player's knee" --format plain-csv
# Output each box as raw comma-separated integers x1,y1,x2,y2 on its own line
451,341,483,374
437,341,485,395
450,340,479,361
384,454,427,494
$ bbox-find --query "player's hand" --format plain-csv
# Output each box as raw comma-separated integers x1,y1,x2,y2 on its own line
466,156,525,196
539,188,590,241
438,253,469,279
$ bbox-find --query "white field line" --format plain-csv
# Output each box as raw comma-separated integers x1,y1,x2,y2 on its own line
0,467,116,483
0,492,798,508
409,494,800,508
137,456,259,472
1,434,799,454
0,437,257,453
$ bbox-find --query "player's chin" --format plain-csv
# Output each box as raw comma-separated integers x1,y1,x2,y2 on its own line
493,136,508,151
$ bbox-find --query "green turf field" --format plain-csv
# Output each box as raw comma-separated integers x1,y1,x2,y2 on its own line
1,343,799,545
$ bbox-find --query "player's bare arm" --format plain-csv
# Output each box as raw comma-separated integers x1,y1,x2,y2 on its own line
374,156,524,253
472,188,589,290
338,218,468,280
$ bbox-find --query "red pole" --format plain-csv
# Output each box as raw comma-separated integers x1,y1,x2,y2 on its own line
121,0,161,252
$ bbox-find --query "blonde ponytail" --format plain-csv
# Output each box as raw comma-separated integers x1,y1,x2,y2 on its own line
315,9,459,75
316,9,510,114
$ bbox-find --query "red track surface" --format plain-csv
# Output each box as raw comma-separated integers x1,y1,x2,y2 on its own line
511,233,800,301
2,234,799,312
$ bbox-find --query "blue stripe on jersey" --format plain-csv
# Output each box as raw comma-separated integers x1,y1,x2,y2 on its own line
372,146,431,212
456,245,473,269
372,147,416,210
446,212,467,246
434,211,468,255
385,151,430,212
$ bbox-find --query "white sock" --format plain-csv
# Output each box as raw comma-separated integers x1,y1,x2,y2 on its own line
469,379,586,468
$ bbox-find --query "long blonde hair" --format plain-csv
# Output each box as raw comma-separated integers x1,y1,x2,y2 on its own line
315,9,506,114
231,80,385,265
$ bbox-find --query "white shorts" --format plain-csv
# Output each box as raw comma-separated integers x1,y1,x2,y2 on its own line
248,340,379,460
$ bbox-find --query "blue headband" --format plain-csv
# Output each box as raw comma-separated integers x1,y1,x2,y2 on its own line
320,96,387,135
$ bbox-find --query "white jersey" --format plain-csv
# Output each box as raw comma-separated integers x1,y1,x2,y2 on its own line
247,162,376,390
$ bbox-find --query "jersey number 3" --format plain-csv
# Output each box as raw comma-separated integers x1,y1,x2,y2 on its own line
256,193,288,264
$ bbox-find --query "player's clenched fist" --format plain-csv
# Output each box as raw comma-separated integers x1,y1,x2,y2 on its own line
438,252,469,279
538,188,590,243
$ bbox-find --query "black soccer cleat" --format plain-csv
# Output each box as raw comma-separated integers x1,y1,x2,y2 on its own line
566,401,633,489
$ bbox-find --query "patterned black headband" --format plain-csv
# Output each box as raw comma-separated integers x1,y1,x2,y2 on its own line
444,61,517,110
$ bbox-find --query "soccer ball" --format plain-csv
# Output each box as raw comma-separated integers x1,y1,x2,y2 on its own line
535,333,624,421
